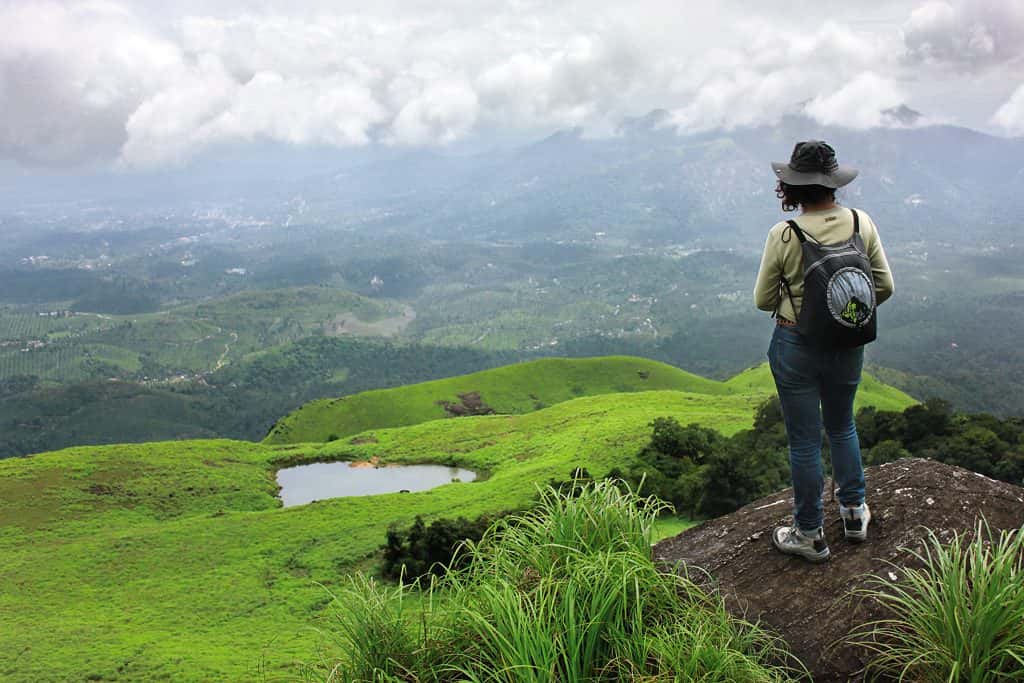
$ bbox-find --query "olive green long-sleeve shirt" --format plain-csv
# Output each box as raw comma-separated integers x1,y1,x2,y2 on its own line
754,206,894,322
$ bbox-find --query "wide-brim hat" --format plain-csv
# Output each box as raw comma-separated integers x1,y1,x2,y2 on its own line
771,140,858,189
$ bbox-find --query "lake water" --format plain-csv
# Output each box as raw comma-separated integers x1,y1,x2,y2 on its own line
276,461,477,507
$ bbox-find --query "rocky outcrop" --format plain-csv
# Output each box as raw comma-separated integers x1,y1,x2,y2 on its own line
653,458,1024,682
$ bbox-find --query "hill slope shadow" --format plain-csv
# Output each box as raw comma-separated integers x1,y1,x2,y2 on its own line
653,458,1024,681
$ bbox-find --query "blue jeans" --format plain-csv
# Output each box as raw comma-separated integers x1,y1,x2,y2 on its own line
767,326,866,532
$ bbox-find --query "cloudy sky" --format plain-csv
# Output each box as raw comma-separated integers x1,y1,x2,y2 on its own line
1,0,1023,170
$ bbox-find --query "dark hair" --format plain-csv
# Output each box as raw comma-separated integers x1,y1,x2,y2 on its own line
775,181,836,212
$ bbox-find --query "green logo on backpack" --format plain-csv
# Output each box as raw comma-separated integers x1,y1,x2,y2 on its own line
841,297,869,325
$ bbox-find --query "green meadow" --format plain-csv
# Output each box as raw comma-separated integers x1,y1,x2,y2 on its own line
0,357,914,681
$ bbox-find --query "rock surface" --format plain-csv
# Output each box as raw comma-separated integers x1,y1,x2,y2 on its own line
652,458,1024,682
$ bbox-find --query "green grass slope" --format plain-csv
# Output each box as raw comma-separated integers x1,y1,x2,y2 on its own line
0,364,915,681
725,363,916,413
266,356,914,445
265,356,735,444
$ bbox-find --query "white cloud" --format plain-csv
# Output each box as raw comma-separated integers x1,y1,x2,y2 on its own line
902,0,1024,68
0,0,1021,169
668,21,904,132
992,83,1024,135
122,68,393,167
805,73,906,129
477,34,645,129
390,79,479,145
119,54,238,167
0,2,182,165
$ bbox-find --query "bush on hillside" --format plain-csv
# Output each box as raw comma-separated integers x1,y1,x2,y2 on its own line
863,439,911,466
381,514,496,582
699,431,789,518
857,402,1024,486
627,397,1024,521
626,419,722,515
617,404,789,518
312,480,802,682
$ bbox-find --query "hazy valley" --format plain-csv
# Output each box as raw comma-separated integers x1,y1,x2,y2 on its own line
2,116,1023,457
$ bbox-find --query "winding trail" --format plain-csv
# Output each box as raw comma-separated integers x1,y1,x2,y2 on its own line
214,331,238,370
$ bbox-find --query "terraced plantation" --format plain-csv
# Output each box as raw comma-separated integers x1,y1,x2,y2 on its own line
0,357,915,681
0,287,405,384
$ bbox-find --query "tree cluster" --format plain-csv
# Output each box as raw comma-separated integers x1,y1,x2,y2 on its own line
380,514,497,582
620,397,1024,523
610,398,791,519
858,399,1024,486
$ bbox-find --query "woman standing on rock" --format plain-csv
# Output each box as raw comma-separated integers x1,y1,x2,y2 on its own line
754,140,894,563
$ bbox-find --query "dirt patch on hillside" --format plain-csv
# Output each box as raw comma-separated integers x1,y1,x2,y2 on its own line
653,459,1024,682
436,392,496,417
322,304,416,338
85,483,123,496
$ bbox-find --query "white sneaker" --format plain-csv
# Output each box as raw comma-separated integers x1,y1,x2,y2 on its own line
771,524,830,563
839,502,871,542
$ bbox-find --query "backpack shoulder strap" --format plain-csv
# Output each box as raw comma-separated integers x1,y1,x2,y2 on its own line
776,275,797,321
785,219,807,243
851,208,860,234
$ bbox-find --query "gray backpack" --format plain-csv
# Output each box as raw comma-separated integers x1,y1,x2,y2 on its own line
780,209,877,348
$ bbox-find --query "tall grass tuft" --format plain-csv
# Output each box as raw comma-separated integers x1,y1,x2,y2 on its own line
850,521,1024,682
309,479,802,682
308,573,448,683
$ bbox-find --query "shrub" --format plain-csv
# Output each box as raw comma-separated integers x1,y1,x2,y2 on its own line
863,439,910,466
622,409,788,519
381,514,496,582
626,418,722,514
697,434,788,518
850,521,1024,682
856,403,1024,486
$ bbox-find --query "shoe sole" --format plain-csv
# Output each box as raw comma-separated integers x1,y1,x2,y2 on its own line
771,534,831,563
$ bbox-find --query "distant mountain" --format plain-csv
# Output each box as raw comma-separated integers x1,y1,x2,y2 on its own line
3,112,1021,248
287,111,1024,247
881,104,924,126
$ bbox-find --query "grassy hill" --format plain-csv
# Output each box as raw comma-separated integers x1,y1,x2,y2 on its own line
266,356,914,444
0,359,915,681
0,336,523,458
264,356,733,444
724,363,917,414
